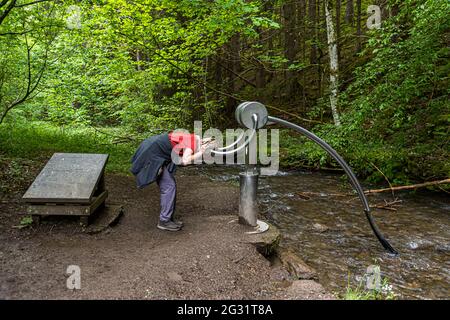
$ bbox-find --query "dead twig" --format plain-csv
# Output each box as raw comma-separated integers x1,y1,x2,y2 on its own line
370,199,403,212
297,191,351,198
365,178,450,194
368,161,395,198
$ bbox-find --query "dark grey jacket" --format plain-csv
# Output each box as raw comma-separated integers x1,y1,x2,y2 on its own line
130,133,176,189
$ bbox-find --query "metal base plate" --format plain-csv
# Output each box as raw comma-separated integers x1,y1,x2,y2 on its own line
228,219,269,234
246,220,269,234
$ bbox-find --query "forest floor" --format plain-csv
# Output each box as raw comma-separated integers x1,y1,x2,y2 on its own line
0,156,334,299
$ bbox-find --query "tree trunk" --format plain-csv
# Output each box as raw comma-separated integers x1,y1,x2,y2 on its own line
299,0,307,108
345,0,354,25
317,0,324,97
356,0,362,52
325,0,341,126
390,2,399,17
376,0,388,20
309,0,317,66
136,50,142,71
255,27,266,89
225,34,241,115
213,51,223,102
336,0,341,60
283,0,298,99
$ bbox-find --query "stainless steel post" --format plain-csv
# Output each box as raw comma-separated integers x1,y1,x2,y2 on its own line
239,169,259,227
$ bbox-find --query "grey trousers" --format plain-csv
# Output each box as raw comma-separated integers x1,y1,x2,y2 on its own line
156,165,176,222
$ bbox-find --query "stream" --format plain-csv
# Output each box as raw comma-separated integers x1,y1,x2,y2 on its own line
184,165,450,299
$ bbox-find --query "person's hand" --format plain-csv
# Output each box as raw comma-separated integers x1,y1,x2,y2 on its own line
201,141,217,152
200,144,208,153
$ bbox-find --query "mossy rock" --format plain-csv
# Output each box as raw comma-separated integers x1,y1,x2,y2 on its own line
277,248,318,280
244,221,281,257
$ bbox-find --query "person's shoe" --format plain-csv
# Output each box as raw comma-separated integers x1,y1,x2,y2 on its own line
171,217,184,228
157,220,181,231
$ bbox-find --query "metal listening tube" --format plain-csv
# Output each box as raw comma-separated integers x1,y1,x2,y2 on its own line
217,131,245,151
211,114,258,156
232,101,397,254
267,115,398,255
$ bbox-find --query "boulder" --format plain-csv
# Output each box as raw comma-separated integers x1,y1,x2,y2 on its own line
245,221,281,256
277,248,318,280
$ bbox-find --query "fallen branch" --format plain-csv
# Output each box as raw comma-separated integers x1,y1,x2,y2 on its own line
298,191,350,199
298,178,450,200
365,179,450,194
370,199,403,212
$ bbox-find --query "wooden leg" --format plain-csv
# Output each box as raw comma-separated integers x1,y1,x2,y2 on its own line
97,174,105,193
80,216,89,227
31,215,40,227
98,200,106,210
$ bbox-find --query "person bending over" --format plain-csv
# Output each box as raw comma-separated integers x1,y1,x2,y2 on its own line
131,131,215,231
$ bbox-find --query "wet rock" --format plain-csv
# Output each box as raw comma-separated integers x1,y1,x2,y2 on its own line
436,243,450,254
277,248,318,280
312,223,329,233
408,241,419,250
407,240,435,251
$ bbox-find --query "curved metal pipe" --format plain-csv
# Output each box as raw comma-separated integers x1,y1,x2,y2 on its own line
217,131,245,151
211,114,258,156
268,115,398,254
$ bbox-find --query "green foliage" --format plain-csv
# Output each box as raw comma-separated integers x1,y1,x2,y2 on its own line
340,0,449,183
343,273,396,300
0,119,136,174
1,0,448,185
343,281,396,300
281,0,449,184
20,0,278,131
19,216,33,227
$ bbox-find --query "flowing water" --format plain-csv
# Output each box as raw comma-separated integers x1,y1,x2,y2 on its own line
184,165,450,299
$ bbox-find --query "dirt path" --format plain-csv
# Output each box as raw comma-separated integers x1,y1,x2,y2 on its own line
0,161,333,299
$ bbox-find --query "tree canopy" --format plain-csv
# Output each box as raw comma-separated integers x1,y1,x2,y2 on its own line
0,0,448,183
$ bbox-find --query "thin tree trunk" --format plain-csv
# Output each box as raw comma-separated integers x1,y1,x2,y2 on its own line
255,27,266,89
317,0,324,97
136,50,142,71
225,34,241,114
336,0,341,60
308,0,321,99
299,0,307,108
283,0,298,98
390,1,399,17
309,0,317,66
213,51,223,102
356,0,362,52
345,0,354,25
376,0,388,20
325,0,341,126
